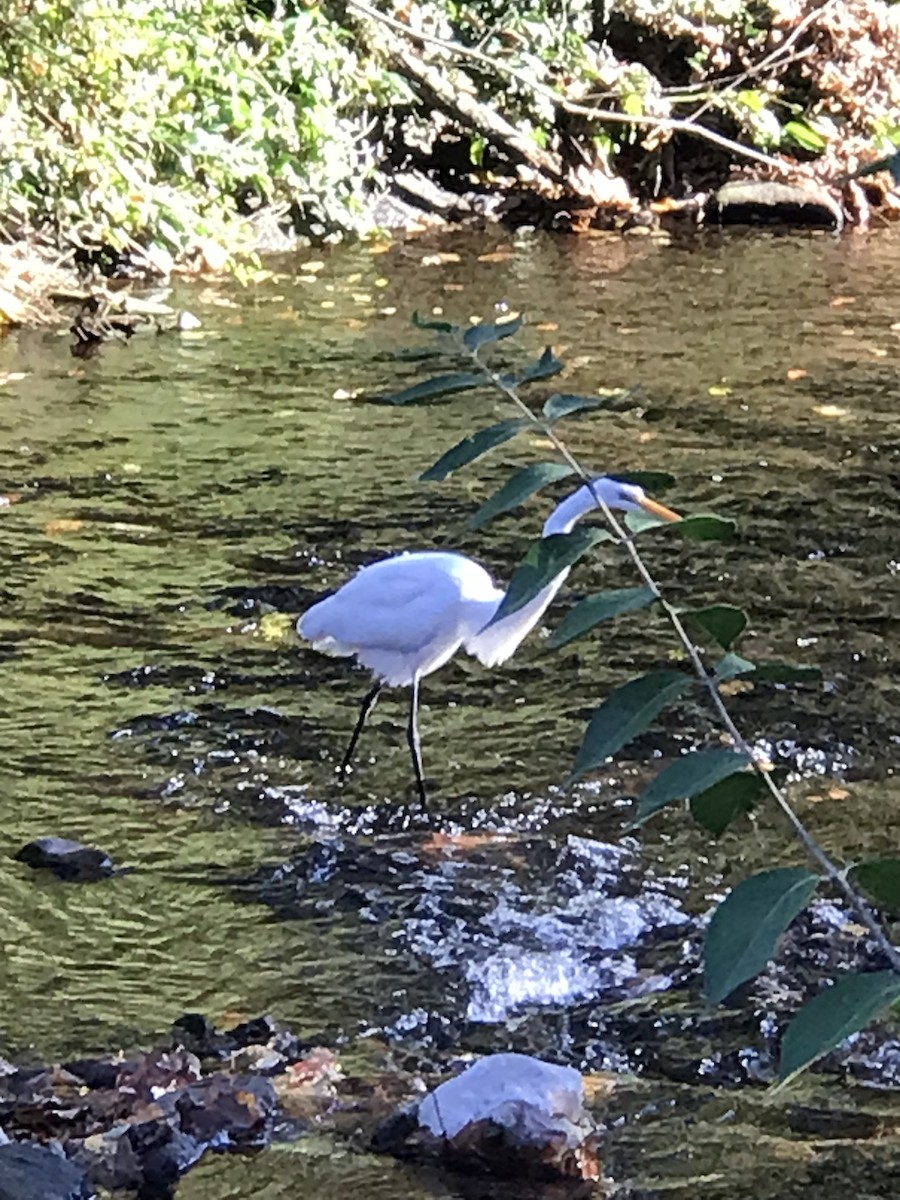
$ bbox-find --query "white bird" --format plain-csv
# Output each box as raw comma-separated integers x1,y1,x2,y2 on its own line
298,476,680,804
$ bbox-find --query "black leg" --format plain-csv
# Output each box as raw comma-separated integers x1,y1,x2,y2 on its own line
407,672,428,807
340,682,382,776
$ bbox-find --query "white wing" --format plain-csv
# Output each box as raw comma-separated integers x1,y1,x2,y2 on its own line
299,552,499,685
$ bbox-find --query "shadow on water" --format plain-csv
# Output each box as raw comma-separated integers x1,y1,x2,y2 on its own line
2,227,900,1195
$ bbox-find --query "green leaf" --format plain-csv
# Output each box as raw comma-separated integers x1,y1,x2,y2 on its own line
543,393,611,422
714,652,757,681
420,419,527,482
611,471,676,492
469,463,573,530
683,604,748,649
518,347,564,384
779,972,900,1083
704,868,820,1005
689,771,767,834
548,587,657,650
627,512,737,541
784,120,828,153
713,655,822,684
487,528,608,627
380,372,484,406
463,314,524,351
752,662,822,683
570,670,692,781
849,860,900,914
632,748,752,826
412,311,457,333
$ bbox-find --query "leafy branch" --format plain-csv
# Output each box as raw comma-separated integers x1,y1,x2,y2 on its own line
389,312,900,1080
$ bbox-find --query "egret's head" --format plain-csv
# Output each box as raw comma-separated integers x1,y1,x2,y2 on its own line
593,476,681,521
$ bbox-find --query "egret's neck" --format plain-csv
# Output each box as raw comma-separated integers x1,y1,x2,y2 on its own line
542,483,601,536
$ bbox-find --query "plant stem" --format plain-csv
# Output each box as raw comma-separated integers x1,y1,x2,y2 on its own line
466,338,900,973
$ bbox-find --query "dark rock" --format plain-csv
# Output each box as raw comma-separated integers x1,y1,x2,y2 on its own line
126,1119,204,1198
175,1074,278,1146
707,179,844,229
169,1013,235,1059
227,1015,279,1049
63,1060,126,1092
116,1050,201,1103
14,837,115,882
0,1141,92,1200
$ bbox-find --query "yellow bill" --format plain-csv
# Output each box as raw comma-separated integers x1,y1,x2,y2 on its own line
638,495,682,523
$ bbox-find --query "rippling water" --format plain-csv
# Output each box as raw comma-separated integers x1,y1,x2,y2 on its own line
2,226,900,1195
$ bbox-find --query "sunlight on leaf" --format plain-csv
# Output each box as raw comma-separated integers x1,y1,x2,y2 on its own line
704,868,819,1005
463,314,525,351
543,393,614,422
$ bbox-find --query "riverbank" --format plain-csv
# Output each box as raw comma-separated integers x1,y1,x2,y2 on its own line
1,0,899,310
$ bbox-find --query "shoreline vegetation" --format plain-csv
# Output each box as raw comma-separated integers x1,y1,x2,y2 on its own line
1,0,900,327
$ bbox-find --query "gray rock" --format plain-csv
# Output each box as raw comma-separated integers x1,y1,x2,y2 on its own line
708,179,843,230
417,1052,590,1143
412,1053,602,1185
14,837,115,882
0,1141,92,1200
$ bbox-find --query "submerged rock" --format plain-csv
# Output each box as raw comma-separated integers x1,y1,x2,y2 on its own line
0,1141,92,1200
13,837,115,882
389,1053,602,1185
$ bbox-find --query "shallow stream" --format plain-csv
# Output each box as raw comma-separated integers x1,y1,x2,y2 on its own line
2,226,900,1196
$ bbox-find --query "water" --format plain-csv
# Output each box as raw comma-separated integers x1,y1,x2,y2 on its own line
2,226,900,1195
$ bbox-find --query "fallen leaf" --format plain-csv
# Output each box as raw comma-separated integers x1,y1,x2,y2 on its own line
813,403,848,418
0,493,21,507
421,252,461,265
830,295,856,307
828,787,850,801
477,251,514,263
302,260,325,273
0,371,29,385
786,368,808,381
44,518,85,536
535,322,559,332
708,385,732,397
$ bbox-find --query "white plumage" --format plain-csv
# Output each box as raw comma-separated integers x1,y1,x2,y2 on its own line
298,475,680,803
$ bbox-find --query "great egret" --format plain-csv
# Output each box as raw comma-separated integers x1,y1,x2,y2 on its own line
299,476,680,804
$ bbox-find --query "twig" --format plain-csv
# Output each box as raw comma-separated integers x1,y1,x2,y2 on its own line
462,333,900,973
347,0,793,176
688,0,836,123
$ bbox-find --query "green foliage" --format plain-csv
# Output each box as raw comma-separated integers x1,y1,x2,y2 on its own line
488,528,609,626
683,604,748,649
381,372,487,406
689,770,767,834
849,860,900,914
631,748,752,825
548,586,657,649
404,314,900,1079
570,671,692,780
464,315,525,350
0,0,398,259
704,868,820,1004
779,973,900,1082
420,419,528,480
469,462,573,529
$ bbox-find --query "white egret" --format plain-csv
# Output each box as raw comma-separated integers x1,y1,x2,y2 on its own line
298,476,680,804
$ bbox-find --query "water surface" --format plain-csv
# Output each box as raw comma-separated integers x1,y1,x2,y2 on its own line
1,226,900,1195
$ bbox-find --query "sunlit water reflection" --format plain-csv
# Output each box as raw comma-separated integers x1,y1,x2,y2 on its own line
2,226,900,1195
